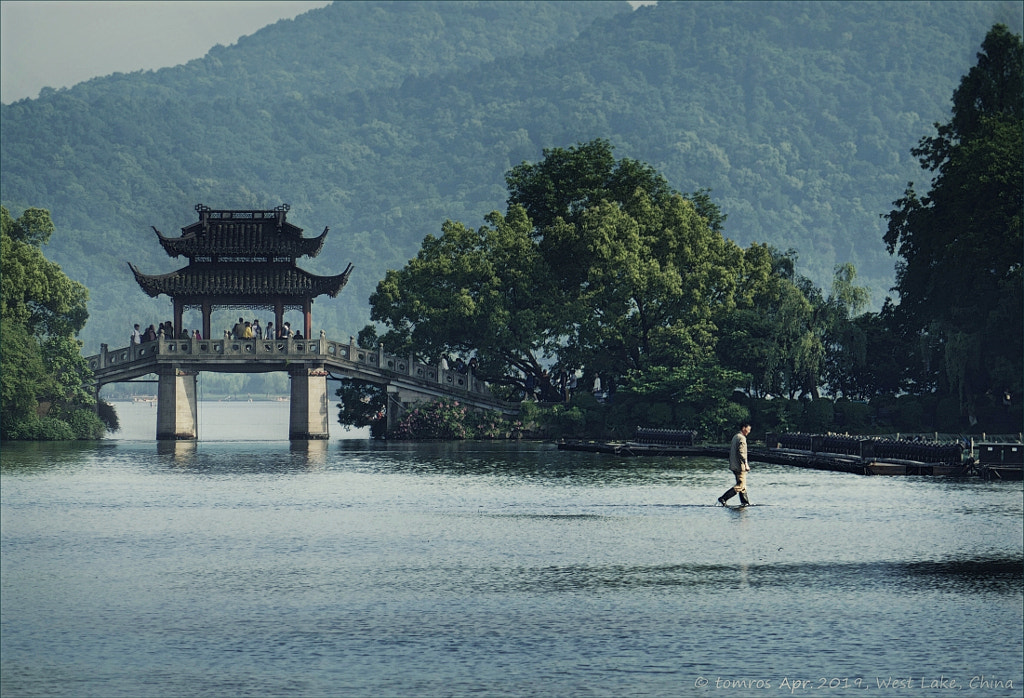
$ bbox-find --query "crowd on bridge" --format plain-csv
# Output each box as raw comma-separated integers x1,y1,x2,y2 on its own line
226,317,308,341
129,317,310,345
130,322,187,343
438,354,478,376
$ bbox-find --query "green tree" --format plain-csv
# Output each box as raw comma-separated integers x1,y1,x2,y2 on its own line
335,378,387,438
1,206,103,439
719,245,825,399
504,139,739,379
370,205,562,398
1,208,88,338
821,262,872,398
568,193,740,378
370,140,745,404
504,139,724,295
368,141,846,437
1,322,48,426
618,362,750,442
883,25,1023,423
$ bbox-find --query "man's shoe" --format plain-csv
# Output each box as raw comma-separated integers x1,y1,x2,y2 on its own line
717,496,728,506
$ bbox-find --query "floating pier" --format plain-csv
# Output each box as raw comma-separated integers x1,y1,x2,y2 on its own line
975,442,1024,480
557,439,879,474
557,430,1022,479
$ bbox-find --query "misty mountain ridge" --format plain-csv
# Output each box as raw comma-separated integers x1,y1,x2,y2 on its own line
1,0,1020,352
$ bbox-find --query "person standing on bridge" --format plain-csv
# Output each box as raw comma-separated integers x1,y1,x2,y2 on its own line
130,324,143,345
718,421,752,507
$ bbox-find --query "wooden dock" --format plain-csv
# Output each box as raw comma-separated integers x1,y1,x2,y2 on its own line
557,440,979,477
559,430,1022,479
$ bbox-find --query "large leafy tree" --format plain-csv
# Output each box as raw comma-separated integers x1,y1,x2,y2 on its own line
718,245,827,399
565,193,740,377
1,206,103,439
506,140,741,377
883,25,1023,422
370,205,561,397
370,140,742,402
820,263,872,399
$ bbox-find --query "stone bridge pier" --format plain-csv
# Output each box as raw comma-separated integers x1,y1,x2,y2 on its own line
154,364,330,441
156,368,198,440
289,366,330,440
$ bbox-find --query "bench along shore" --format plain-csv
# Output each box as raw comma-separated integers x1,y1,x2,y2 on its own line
557,429,1022,480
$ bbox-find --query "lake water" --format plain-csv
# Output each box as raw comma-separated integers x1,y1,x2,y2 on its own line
2,402,1022,697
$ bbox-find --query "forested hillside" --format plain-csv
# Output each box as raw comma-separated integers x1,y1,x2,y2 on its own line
1,0,1020,353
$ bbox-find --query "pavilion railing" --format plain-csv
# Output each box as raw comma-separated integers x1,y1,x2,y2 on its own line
87,336,491,396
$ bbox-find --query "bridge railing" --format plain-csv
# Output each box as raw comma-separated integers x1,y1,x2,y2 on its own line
88,336,493,397
323,337,491,397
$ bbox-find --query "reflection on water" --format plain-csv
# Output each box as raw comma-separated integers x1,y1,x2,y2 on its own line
378,556,1022,595
1,403,1021,697
151,442,332,474
156,439,197,462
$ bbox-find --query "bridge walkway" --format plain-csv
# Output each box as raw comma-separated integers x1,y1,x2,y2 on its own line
86,335,518,440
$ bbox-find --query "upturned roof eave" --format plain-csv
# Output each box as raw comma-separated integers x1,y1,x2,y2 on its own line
127,261,354,299
151,225,329,259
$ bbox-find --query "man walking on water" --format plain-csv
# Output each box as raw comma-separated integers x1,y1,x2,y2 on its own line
718,421,752,506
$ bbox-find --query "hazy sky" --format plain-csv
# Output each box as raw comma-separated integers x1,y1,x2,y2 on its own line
0,1,332,103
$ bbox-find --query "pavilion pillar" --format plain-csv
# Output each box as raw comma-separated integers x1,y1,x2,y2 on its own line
156,367,198,440
275,299,285,338
173,299,184,338
303,298,313,339
202,301,212,340
289,365,329,440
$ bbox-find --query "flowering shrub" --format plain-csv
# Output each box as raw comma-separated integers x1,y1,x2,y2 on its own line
474,411,524,439
391,400,523,440
392,399,469,440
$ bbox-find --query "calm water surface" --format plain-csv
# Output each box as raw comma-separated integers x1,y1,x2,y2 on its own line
2,402,1021,697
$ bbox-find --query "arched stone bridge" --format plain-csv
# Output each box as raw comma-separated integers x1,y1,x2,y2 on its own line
86,335,518,440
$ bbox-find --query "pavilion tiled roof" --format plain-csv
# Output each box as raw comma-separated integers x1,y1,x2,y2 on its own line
155,215,327,259
130,205,354,311
129,262,353,300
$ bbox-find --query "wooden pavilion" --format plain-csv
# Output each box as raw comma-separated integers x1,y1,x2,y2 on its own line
129,204,352,339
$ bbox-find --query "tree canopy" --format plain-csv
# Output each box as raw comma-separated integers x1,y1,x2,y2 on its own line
369,140,748,400
1,206,105,439
365,140,871,437
884,24,1023,421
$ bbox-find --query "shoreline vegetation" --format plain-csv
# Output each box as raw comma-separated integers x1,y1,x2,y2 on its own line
104,395,1021,445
